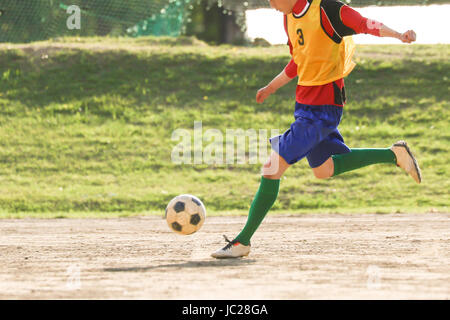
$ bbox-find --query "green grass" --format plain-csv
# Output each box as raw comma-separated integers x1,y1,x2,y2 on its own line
0,37,449,218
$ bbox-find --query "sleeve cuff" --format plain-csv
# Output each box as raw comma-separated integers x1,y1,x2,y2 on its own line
285,59,298,78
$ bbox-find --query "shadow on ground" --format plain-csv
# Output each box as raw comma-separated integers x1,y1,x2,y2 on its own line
103,258,257,272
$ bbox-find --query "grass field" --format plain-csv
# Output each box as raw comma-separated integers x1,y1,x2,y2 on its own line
0,37,449,217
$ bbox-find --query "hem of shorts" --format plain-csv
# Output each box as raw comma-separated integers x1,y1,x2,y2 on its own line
309,148,351,169
270,147,293,166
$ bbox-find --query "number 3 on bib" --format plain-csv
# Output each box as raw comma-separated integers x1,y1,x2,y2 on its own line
297,28,305,46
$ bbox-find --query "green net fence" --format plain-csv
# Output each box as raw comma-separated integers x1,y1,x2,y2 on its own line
0,0,449,43
0,0,191,43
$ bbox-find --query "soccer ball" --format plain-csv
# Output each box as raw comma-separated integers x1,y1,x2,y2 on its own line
165,194,206,235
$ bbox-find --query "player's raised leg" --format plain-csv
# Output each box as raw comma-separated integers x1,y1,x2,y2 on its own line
312,141,421,183
211,151,290,259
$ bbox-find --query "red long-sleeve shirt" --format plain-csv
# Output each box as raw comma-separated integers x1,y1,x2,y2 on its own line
285,0,384,106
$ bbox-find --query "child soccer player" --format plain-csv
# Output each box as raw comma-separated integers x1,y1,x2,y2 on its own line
211,0,422,259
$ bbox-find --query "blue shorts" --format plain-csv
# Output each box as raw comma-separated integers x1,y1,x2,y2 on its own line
269,103,350,168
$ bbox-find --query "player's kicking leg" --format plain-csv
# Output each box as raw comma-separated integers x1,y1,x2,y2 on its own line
211,151,290,259
312,141,422,183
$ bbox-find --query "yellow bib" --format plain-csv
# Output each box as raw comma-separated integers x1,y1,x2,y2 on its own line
287,0,356,86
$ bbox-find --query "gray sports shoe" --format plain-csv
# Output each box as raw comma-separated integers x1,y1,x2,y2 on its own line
390,141,422,184
211,235,251,259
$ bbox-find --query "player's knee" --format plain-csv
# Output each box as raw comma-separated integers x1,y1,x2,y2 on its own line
262,160,281,179
262,160,275,178
312,168,332,180
313,171,329,179
312,158,334,179
263,160,272,169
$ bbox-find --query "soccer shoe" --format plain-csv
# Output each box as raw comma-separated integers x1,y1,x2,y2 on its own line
211,235,251,259
390,141,422,184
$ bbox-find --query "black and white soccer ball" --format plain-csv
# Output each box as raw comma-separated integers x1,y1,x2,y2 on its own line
165,194,206,235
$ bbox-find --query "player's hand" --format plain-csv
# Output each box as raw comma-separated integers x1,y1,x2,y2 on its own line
256,86,274,104
399,30,416,43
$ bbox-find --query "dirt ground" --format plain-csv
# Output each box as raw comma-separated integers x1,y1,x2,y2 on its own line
0,213,448,300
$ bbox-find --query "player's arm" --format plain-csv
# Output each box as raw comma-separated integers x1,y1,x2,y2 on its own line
256,11,300,105
256,64,295,104
256,31,298,104
379,25,416,43
321,0,416,43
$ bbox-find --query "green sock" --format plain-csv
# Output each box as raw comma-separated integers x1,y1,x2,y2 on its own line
332,148,397,176
235,176,280,246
